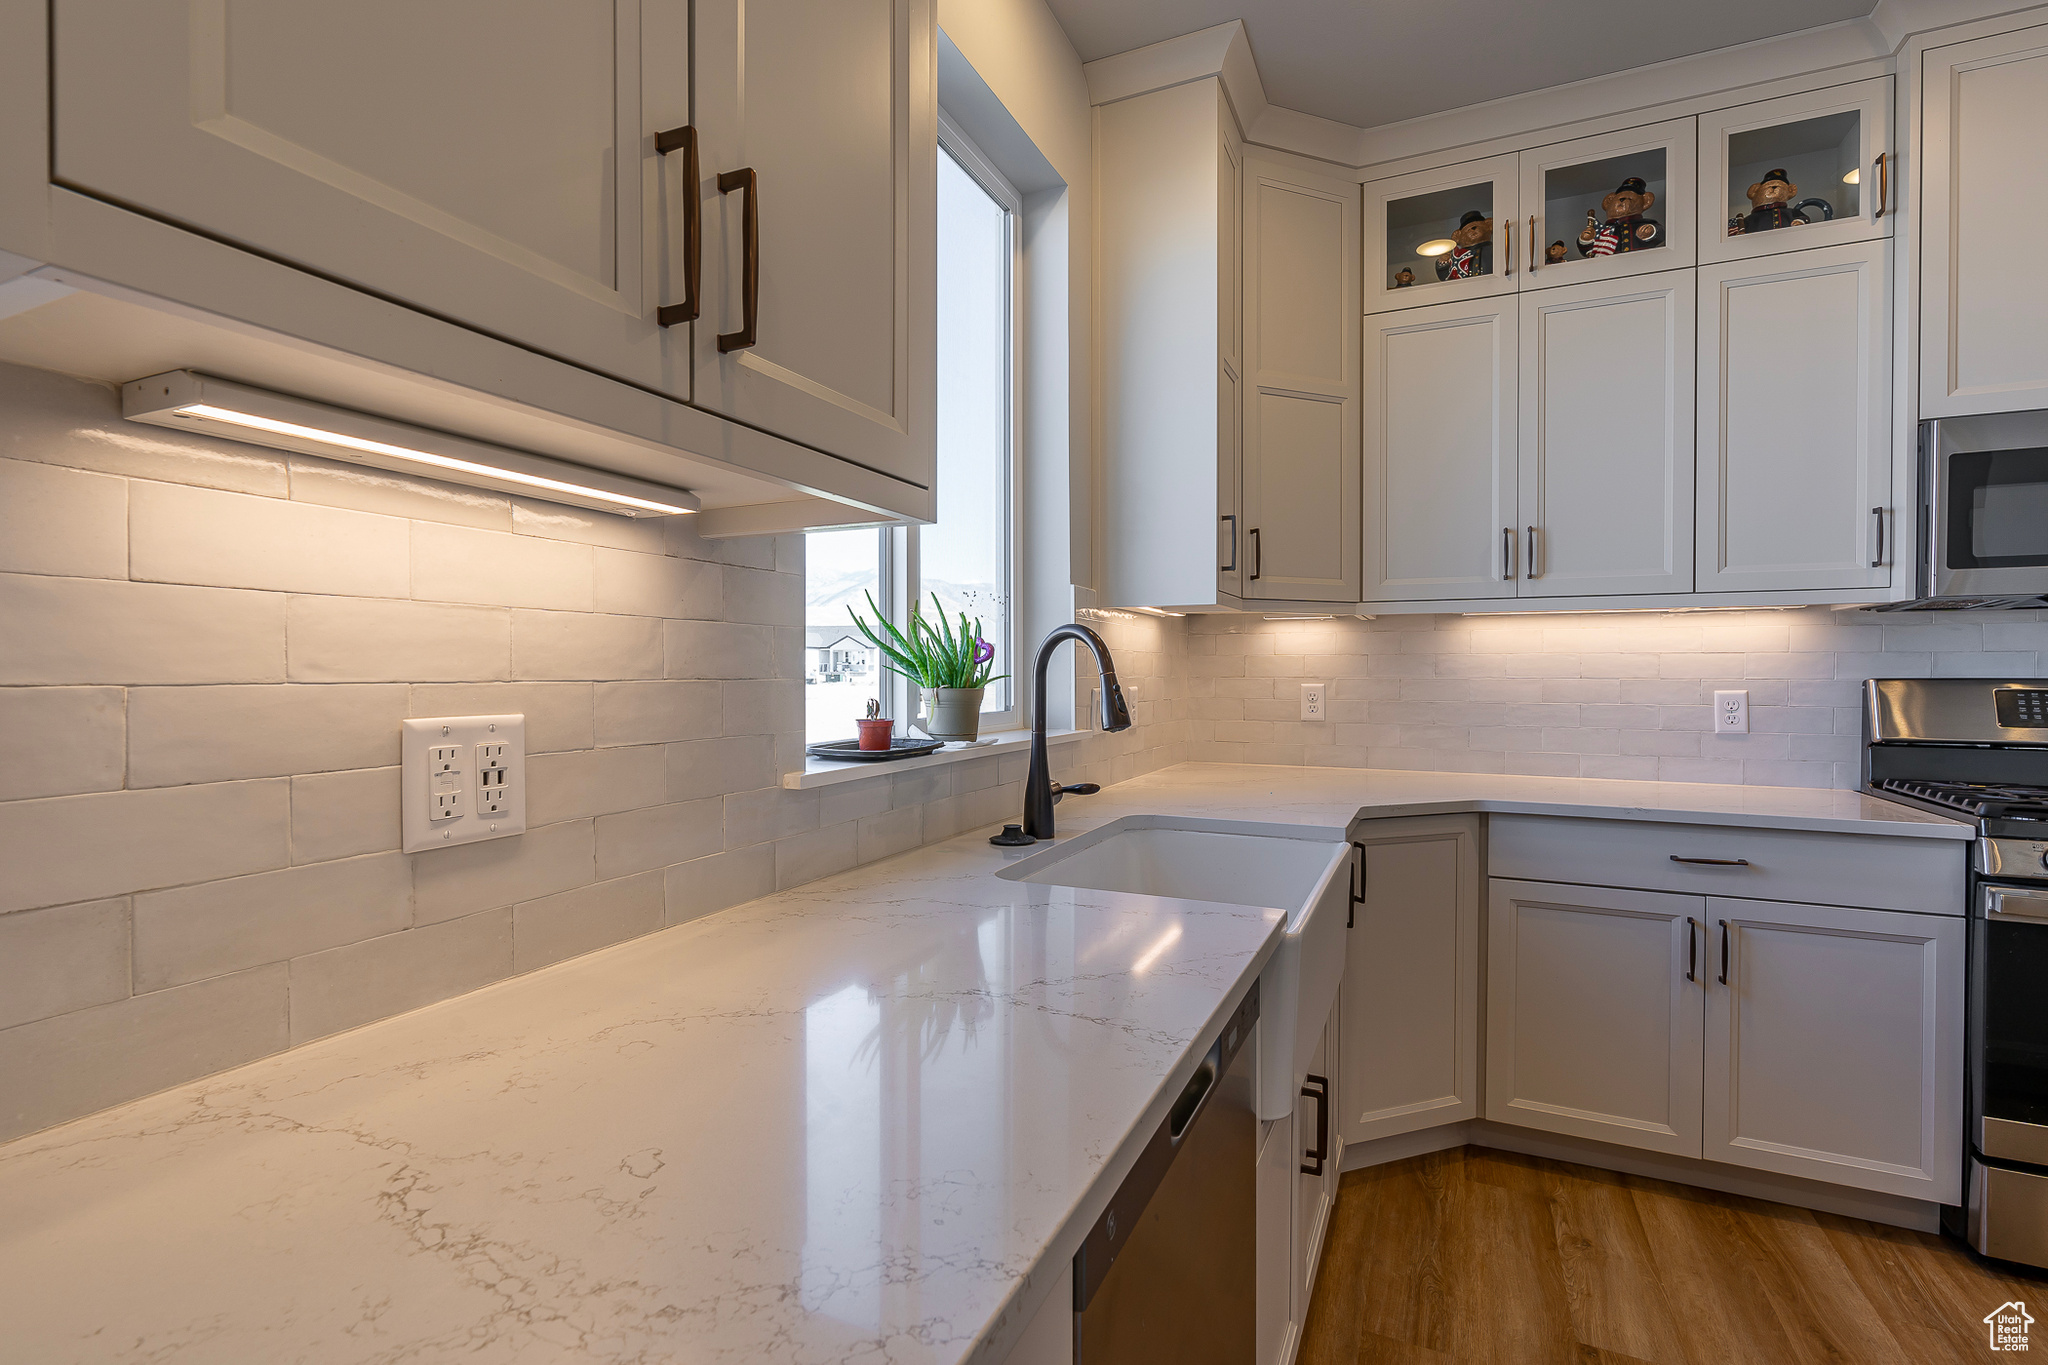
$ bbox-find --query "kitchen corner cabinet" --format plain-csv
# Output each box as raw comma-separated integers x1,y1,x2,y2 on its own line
1095,79,1245,610
1241,154,1363,603
1095,110,1359,611
1485,879,1706,1158
1704,898,1962,1201
1698,240,1892,592
1341,816,1482,1139
46,0,935,491
1920,23,2048,418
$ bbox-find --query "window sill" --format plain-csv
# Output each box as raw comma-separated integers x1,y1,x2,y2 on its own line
782,728,1087,790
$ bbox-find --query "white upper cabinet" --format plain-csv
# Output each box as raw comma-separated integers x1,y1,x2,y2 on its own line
1921,23,2048,418
1362,297,1519,603
1703,898,1962,1203
1698,240,1892,592
1517,271,1696,597
1364,154,1520,314
51,0,682,393
1485,879,1706,1159
691,0,935,485
1517,119,1698,291
1697,79,1893,266
1241,154,1362,603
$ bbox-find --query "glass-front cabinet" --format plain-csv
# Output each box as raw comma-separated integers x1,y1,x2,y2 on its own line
1516,118,1697,289
1697,78,1893,265
1366,122,1696,311
1364,154,1519,314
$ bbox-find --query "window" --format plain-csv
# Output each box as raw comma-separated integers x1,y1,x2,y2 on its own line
804,115,1021,745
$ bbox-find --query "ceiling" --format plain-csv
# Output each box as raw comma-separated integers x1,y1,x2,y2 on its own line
1045,0,1879,128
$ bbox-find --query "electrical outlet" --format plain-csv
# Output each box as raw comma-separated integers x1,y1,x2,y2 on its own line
1714,689,1750,735
1300,682,1327,722
401,716,526,851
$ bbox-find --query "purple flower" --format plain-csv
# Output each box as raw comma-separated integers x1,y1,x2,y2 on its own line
972,638,995,666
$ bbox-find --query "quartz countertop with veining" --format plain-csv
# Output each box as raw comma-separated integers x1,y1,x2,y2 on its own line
0,764,1968,1365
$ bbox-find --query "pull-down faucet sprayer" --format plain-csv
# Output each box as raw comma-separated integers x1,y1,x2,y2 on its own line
1009,623,1132,842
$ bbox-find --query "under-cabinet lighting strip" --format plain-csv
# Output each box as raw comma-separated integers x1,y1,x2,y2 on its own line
122,370,700,519
174,405,696,516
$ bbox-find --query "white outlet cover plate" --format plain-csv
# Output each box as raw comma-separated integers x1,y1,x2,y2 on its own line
401,715,526,852
1300,682,1327,721
1713,690,1750,735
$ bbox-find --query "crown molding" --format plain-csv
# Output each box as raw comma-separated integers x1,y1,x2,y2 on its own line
1081,0,2048,174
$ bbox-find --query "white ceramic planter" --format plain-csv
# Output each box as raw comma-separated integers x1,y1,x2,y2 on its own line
918,686,985,742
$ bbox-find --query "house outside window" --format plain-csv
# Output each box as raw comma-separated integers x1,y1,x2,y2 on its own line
803,113,1021,745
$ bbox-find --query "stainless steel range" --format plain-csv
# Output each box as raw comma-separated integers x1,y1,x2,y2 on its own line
1864,678,2048,1265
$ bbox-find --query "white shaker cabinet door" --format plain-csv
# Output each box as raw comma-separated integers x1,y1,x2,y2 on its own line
692,0,936,486
1703,898,1963,1203
1362,299,1519,604
1241,155,1362,603
51,0,684,394
1517,271,1696,598
1342,817,1483,1139
1697,240,1892,592
1921,24,2048,417
1485,879,1706,1158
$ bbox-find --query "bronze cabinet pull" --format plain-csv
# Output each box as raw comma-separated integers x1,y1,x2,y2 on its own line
1670,855,1750,866
1504,216,1514,276
1502,526,1515,580
1871,506,1886,568
1873,152,1890,220
1528,213,1536,272
1249,527,1262,581
654,126,701,326
1220,514,1237,573
1526,525,1539,578
1685,916,1698,983
1300,1074,1330,1175
1718,919,1731,986
717,167,759,353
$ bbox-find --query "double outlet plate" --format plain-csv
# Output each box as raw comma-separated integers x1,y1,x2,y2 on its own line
401,715,527,852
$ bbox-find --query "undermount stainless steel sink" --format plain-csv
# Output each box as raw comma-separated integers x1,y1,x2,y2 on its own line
999,816,1352,1121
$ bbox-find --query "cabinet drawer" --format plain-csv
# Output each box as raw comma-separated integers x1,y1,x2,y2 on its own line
1487,815,1965,915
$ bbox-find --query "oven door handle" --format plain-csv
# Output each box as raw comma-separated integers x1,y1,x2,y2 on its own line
1985,886,2048,922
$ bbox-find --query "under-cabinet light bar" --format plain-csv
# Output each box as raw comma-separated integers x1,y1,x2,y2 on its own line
123,371,700,518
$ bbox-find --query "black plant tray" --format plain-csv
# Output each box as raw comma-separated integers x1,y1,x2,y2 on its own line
806,737,945,762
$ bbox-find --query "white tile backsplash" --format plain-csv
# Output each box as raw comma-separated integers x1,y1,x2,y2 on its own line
0,362,1189,1142
1188,610,2048,783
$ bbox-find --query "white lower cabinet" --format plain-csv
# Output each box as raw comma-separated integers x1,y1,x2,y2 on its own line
1703,897,1963,1201
1256,993,1341,1365
1484,874,1964,1203
1342,816,1482,1138
1485,879,1705,1157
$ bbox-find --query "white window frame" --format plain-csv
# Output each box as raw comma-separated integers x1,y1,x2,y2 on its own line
823,113,1024,738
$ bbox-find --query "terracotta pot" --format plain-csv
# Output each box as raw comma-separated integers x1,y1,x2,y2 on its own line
917,686,985,742
856,717,895,751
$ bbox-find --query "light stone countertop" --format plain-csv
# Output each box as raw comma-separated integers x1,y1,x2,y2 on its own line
0,764,1969,1365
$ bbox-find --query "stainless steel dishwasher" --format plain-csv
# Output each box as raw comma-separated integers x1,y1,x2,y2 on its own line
1073,981,1258,1363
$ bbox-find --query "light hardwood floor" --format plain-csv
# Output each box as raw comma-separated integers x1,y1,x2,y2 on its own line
1300,1146,2048,1364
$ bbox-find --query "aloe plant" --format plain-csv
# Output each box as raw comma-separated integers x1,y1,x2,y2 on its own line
848,591,1007,690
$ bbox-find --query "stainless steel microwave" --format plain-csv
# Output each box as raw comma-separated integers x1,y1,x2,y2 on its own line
1913,412,2048,608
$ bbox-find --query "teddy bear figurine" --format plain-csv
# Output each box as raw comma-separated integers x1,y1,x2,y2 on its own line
1727,167,1818,235
1434,210,1494,280
1577,176,1663,256
1393,267,1416,288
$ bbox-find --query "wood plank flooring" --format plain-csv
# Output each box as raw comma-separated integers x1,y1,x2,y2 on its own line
1300,1146,2048,1364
